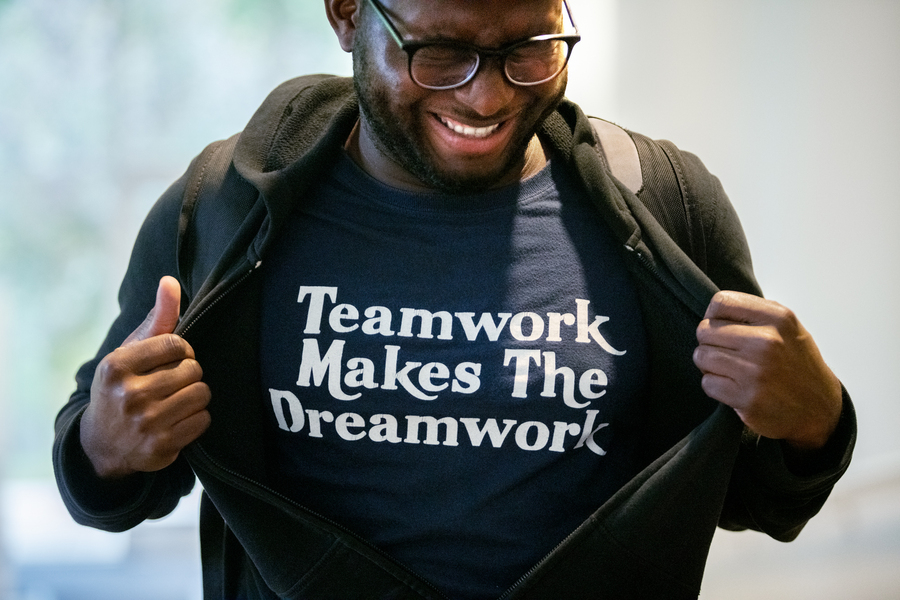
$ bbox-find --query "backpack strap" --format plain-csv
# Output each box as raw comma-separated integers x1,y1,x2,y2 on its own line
589,117,643,194
590,117,707,273
177,133,261,300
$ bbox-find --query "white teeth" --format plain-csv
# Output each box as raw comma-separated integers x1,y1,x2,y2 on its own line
440,117,500,138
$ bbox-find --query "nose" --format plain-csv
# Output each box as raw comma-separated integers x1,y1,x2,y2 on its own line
452,58,516,117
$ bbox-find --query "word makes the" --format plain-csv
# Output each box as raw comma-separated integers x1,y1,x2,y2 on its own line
299,339,609,408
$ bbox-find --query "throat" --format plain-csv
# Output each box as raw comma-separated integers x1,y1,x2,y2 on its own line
520,135,549,181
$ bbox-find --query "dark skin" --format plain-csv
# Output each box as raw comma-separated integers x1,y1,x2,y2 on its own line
695,291,842,452
329,0,565,193
81,276,210,478
80,0,842,480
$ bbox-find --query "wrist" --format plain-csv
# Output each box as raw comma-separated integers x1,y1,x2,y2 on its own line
781,388,852,476
79,409,136,480
783,372,844,451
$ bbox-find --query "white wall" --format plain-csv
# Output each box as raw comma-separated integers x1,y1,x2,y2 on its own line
571,0,900,464
567,1,900,596
603,0,900,464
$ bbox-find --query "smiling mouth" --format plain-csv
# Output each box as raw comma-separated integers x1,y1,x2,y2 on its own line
438,115,502,138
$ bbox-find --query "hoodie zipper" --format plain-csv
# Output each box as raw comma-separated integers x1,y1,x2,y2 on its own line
178,259,263,338
189,442,450,600
177,258,449,599
496,521,590,600
624,242,710,319
498,243,704,600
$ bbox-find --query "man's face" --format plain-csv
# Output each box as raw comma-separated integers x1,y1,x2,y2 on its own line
352,0,568,194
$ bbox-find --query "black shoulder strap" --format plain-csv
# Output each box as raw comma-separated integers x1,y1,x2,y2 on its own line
589,117,707,272
176,133,260,299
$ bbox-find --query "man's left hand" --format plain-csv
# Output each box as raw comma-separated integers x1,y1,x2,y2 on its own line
693,290,843,451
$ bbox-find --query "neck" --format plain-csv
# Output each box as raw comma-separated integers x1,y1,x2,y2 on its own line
520,134,549,181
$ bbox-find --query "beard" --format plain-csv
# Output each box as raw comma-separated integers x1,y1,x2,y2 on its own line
352,38,566,195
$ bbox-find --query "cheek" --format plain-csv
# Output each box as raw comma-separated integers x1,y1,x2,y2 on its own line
358,31,416,89
528,78,567,124
354,31,399,85
533,71,567,105
358,53,426,112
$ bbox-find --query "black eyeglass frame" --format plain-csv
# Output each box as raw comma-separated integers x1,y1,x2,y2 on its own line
364,0,581,90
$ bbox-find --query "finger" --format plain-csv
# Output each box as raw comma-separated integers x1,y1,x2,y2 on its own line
147,387,211,457
123,276,182,346
123,382,210,449
114,356,205,405
153,381,211,427
128,405,210,473
105,333,197,378
698,372,743,408
695,318,752,350
169,407,212,448
134,409,212,473
703,290,782,325
693,343,755,381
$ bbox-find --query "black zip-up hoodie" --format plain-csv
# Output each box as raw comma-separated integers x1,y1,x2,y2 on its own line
53,75,855,599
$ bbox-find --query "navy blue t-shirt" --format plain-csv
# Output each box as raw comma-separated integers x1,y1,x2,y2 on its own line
260,152,649,599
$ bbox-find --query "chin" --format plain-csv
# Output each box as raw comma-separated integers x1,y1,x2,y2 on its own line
413,157,523,195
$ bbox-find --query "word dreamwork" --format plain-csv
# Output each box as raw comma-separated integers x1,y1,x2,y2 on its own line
268,389,610,456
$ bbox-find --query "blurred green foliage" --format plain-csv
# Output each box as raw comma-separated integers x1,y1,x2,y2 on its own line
0,0,350,477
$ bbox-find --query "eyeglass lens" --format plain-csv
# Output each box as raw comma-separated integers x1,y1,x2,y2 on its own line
410,39,571,89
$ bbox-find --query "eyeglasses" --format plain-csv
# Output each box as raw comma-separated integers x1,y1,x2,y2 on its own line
365,0,581,90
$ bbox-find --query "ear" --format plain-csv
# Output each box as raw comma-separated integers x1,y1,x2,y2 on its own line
325,0,361,53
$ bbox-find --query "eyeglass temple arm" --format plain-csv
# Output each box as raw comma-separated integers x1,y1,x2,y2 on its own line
562,0,580,35
365,0,407,49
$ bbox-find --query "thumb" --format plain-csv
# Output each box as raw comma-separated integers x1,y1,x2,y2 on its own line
123,276,182,345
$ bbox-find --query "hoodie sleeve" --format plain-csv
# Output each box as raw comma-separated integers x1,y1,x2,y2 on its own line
674,146,856,539
719,387,856,540
52,164,198,532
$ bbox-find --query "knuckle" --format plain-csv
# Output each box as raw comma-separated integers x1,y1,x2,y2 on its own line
95,353,127,382
129,401,170,437
141,440,173,465
757,328,781,349
711,290,730,305
692,344,709,366
184,386,212,415
715,290,739,310
744,361,766,386
158,333,188,357
769,303,800,332
118,378,152,411
749,325,784,356
183,358,205,382
129,413,154,439
695,319,710,337
775,304,797,325
194,382,212,405
143,424,178,454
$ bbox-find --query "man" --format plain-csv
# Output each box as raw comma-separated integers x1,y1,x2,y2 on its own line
53,0,855,598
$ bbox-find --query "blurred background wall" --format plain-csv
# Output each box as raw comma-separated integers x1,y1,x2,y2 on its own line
589,3,900,598
0,0,897,598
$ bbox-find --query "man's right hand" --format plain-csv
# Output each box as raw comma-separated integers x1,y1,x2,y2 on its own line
80,276,211,479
